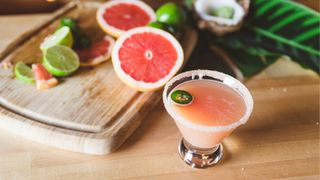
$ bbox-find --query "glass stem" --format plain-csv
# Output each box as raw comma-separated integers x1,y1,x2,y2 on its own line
178,138,223,168
182,139,220,155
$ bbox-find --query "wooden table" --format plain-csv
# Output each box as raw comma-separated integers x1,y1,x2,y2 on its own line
0,6,319,180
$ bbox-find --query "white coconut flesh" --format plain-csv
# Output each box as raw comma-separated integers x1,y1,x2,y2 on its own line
195,0,245,26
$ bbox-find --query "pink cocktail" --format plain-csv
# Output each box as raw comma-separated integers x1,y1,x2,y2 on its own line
163,70,253,168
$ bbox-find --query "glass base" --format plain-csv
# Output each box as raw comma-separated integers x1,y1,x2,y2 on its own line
178,139,223,169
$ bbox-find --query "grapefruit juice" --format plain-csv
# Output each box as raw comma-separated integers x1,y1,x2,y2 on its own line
170,79,246,148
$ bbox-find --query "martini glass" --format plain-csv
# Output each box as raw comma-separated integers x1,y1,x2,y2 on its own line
163,70,253,168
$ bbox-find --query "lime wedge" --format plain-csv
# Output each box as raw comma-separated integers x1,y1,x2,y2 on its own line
14,62,35,84
40,26,73,51
60,17,77,30
211,6,234,19
43,45,80,77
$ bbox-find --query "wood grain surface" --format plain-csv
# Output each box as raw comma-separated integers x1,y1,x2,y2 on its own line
0,72,318,179
0,2,198,155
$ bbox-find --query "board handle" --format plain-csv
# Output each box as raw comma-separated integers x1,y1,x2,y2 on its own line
0,105,115,155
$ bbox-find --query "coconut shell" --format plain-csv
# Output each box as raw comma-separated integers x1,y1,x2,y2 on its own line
193,0,250,36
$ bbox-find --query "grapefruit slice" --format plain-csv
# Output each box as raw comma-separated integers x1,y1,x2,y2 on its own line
76,35,115,67
32,64,58,90
112,27,184,91
96,0,156,38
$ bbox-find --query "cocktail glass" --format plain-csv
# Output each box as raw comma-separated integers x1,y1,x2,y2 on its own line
162,70,253,168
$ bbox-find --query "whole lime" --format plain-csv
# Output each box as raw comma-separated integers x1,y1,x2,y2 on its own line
147,21,176,35
60,17,77,30
148,21,167,29
156,3,185,28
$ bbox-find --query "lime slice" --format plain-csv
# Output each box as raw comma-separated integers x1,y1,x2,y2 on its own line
40,26,73,51
60,17,91,49
170,90,193,106
211,6,234,19
14,62,35,84
43,45,80,77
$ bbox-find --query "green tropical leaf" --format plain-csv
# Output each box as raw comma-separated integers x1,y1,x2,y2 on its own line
244,0,319,72
213,34,280,56
208,0,319,75
222,47,279,77
208,32,281,77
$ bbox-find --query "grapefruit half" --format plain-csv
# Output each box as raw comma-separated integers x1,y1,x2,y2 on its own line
76,35,115,67
96,0,156,38
112,27,184,91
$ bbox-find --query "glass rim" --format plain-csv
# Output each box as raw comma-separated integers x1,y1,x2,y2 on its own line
162,69,254,133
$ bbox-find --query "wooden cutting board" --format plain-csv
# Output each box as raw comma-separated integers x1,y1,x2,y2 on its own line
0,1,198,155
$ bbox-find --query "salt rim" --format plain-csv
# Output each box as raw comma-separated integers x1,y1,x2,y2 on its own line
195,0,245,26
162,70,254,133
96,0,156,37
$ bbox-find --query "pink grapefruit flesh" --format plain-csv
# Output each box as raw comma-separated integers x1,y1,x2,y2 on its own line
97,0,156,38
119,32,177,82
33,63,53,81
32,64,58,90
103,3,151,31
112,27,184,91
76,36,115,67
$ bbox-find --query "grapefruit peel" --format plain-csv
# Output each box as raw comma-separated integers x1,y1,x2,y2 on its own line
77,35,115,67
96,0,156,38
111,27,184,92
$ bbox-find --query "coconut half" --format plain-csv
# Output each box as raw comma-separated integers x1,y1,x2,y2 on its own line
195,0,245,26
193,0,250,36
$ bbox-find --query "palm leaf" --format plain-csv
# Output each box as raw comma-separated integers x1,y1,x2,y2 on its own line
222,47,279,77
207,0,319,74
243,0,319,72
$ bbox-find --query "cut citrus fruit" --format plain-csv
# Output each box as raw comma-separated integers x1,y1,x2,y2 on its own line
43,45,80,77
96,0,156,38
112,27,184,91
60,17,91,49
32,64,58,90
40,26,73,51
14,62,35,84
76,35,115,67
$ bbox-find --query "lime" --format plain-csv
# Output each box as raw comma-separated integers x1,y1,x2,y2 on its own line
156,3,185,28
43,45,80,77
170,90,193,105
147,21,167,29
40,26,73,51
59,17,91,49
211,6,234,19
14,62,35,84
60,17,77,30
147,22,176,35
